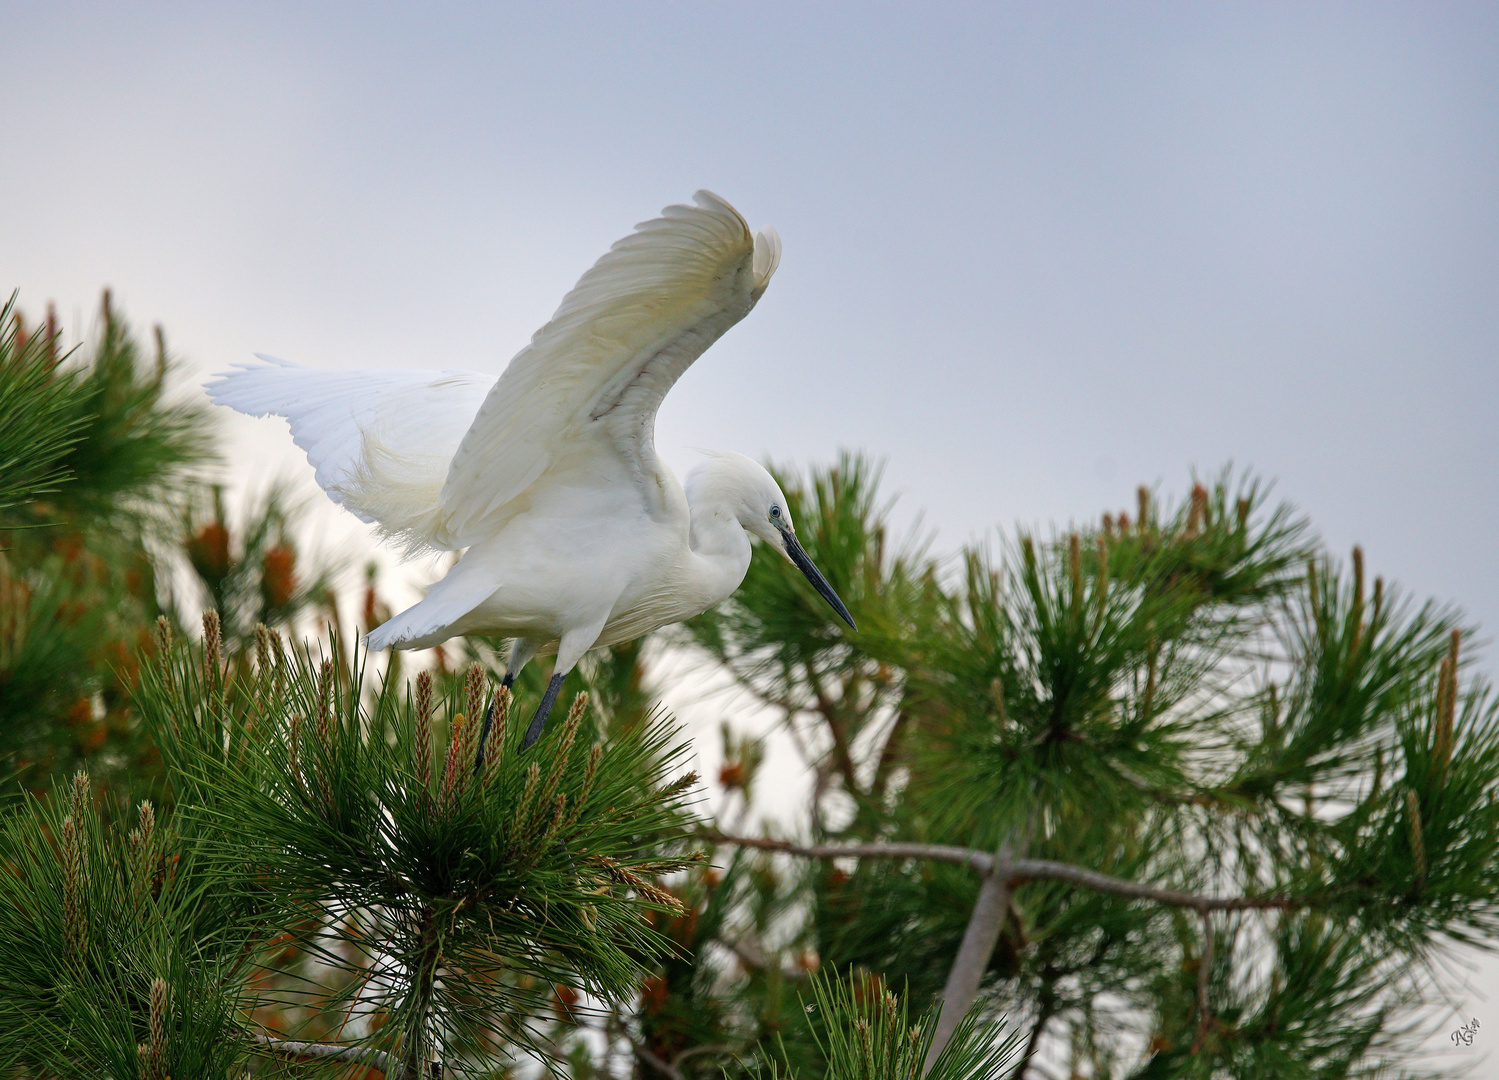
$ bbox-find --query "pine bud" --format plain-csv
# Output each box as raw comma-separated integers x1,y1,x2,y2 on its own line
563,743,604,832
70,769,89,825
465,663,486,732
44,303,58,366
308,657,335,810
1355,549,1367,651
254,623,276,673
61,816,87,958
416,670,434,727
147,977,169,1078
1186,484,1207,538
587,854,686,914
1405,788,1427,892
414,672,433,801
483,685,511,784
202,609,222,684
130,801,157,909
315,659,335,752
661,771,700,799
515,761,542,831
533,698,584,831
536,792,568,852
1136,486,1151,532
1094,533,1110,627
458,704,480,782
441,713,467,811
310,665,336,813
154,616,172,666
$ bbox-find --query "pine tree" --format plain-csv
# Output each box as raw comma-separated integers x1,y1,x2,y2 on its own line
4,294,1496,1078
0,292,211,793
0,293,344,796
680,458,1499,1079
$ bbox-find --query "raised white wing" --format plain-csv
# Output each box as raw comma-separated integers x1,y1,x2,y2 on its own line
435,190,781,548
206,356,494,542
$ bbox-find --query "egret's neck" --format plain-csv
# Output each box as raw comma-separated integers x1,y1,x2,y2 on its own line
685,494,754,607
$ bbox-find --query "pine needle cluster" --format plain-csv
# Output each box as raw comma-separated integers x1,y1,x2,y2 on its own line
127,615,700,1074
679,460,1499,1079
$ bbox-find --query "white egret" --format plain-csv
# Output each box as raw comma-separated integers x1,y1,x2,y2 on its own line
208,191,855,752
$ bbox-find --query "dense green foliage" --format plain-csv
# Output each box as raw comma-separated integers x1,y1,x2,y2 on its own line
1,296,1495,1078
0,293,211,792
671,458,1498,1079
0,295,347,795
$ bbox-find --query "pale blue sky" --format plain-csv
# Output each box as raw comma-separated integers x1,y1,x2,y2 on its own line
4,1,1499,1061
5,3,1495,648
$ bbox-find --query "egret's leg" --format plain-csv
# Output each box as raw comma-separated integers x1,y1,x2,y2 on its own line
520,620,606,751
522,672,566,750
475,638,538,772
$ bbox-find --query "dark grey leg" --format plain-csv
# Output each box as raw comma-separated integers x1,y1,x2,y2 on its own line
473,670,515,774
523,672,565,751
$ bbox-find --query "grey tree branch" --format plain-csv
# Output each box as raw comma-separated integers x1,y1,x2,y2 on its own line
706,832,1295,912
705,833,995,872
254,1033,406,1077
924,836,1021,1074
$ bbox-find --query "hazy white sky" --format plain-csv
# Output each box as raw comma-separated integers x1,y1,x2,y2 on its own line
5,3,1495,640
3,1,1497,1060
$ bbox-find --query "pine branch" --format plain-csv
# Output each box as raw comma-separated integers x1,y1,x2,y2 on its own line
925,842,1020,1072
402,904,443,1078
706,832,1296,912
707,832,993,871
254,1034,415,1077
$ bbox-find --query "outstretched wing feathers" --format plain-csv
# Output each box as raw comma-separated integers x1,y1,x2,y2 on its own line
436,190,775,547
208,192,779,557
206,357,493,536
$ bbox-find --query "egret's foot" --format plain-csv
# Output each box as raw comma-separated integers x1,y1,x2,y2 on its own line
522,672,565,751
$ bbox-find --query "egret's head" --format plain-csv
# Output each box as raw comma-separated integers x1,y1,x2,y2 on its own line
687,452,856,631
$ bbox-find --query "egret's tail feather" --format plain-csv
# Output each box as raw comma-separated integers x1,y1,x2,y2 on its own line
365,550,500,651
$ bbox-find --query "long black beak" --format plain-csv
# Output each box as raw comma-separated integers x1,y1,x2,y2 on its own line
778,525,857,630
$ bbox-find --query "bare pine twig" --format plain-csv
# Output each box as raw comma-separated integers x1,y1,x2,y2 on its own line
707,832,1296,912
254,1033,411,1077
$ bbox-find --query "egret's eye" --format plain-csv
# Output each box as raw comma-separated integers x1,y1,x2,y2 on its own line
770,505,782,520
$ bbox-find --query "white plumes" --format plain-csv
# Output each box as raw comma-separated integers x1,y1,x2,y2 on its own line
208,192,848,707
343,419,461,557
206,359,492,549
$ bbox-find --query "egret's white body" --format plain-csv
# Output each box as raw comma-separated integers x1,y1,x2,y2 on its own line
208,192,852,734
